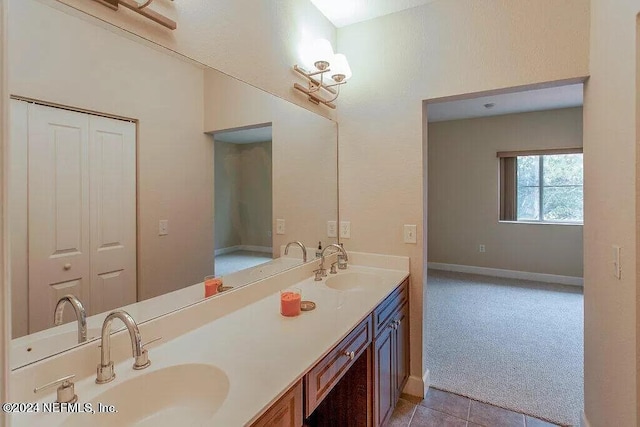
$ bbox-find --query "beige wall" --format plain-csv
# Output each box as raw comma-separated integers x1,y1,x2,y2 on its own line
47,0,336,121
8,0,212,330
337,0,590,395
428,108,584,278
584,1,640,426
214,140,273,251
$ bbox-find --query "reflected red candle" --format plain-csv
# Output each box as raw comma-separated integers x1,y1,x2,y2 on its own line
280,291,301,317
204,277,222,298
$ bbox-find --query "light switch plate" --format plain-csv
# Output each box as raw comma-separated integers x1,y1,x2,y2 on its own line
159,220,169,236
340,221,351,239
403,224,417,244
327,221,337,238
613,245,621,279
276,219,285,235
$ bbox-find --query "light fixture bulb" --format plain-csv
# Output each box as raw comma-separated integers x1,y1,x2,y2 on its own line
309,38,335,71
330,53,352,82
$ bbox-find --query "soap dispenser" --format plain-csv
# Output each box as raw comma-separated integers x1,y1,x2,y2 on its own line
338,243,348,270
315,241,322,258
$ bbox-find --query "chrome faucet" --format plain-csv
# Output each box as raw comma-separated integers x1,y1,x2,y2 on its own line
284,241,307,262
54,295,87,344
315,244,349,280
96,310,150,384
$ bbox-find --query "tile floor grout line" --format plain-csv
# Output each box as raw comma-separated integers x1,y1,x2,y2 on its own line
466,398,472,421
406,403,418,426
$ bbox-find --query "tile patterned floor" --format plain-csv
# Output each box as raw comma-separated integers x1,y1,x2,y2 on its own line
389,388,562,427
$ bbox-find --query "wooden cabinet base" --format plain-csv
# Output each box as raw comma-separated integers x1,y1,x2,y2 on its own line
305,348,372,427
251,380,303,427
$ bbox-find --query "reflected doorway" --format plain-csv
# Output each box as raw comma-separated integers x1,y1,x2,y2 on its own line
212,124,273,276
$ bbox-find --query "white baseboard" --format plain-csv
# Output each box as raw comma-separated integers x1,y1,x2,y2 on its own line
240,245,272,254
581,411,591,427
403,369,430,399
427,262,583,287
215,245,272,256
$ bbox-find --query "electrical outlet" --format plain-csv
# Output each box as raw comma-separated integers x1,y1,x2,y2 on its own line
340,221,351,239
479,244,486,253
403,225,417,244
276,219,285,235
327,220,337,238
159,220,169,236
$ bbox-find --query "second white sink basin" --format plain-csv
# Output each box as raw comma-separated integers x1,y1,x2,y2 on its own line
325,272,381,291
62,363,229,427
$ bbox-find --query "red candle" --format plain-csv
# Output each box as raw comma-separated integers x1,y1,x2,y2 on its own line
204,276,222,298
280,290,301,317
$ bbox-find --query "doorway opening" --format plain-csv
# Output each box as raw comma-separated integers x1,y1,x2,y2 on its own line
424,82,585,426
212,124,273,276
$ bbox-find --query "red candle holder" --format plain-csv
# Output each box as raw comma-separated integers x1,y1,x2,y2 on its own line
280,288,302,317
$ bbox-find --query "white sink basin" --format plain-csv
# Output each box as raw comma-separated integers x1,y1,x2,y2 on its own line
325,272,381,291
62,364,229,427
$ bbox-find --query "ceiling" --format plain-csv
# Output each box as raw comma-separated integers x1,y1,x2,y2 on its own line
310,0,439,28
212,125,273,144
427,84,584,123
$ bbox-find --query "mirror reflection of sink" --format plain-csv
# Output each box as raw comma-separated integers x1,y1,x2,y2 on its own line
12,328,102,366
325,272,381,291
62,364,229,427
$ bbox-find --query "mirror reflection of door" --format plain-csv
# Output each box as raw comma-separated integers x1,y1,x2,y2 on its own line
213,124,273,276
10,100,137,336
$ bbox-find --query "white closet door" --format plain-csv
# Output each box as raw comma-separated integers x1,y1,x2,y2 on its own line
89,116,137,314
28,103,91,333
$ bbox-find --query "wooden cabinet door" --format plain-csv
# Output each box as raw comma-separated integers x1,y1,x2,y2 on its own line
252,380,303,427
373,323,395,426
394,303,410,397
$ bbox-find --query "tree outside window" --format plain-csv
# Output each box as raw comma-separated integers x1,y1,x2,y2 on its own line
516,154,583,223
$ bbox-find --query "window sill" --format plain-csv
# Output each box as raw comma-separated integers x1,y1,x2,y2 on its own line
499,220,583,226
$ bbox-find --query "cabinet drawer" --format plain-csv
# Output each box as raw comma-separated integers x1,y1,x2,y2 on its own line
305,316,372,415
373,278,408,337
252,380,303,427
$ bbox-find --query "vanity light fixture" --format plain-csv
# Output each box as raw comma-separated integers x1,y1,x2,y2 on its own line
293,39,352,109
93,0,177,30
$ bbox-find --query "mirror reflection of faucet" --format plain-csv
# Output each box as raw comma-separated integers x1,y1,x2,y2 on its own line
53,295,87,344
284,241,307,262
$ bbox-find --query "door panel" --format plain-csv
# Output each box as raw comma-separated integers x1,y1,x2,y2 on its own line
89,116,136,314
28,104,91,333
374,326,394,426
395,304,410,396
25,102,137,333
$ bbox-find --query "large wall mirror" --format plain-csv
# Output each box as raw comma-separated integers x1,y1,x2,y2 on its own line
7,0,337,369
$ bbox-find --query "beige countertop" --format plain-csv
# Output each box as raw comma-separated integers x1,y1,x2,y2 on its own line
10,254,408,427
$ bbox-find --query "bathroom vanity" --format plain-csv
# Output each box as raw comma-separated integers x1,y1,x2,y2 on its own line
9,253,410,427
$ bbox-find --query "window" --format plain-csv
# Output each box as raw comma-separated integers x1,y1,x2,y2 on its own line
499,149,583,223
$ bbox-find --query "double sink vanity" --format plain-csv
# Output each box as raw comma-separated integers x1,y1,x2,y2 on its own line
10,252,410,426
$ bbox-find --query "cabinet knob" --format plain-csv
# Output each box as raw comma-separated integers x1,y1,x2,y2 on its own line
344,350,355,360
63,263,72,271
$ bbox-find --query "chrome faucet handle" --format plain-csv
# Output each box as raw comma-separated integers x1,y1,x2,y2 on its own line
34,374,77,403
330,261,338,274
133,337,162,370
313,269,324,281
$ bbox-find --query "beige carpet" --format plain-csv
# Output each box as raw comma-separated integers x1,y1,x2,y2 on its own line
425,269,583,426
